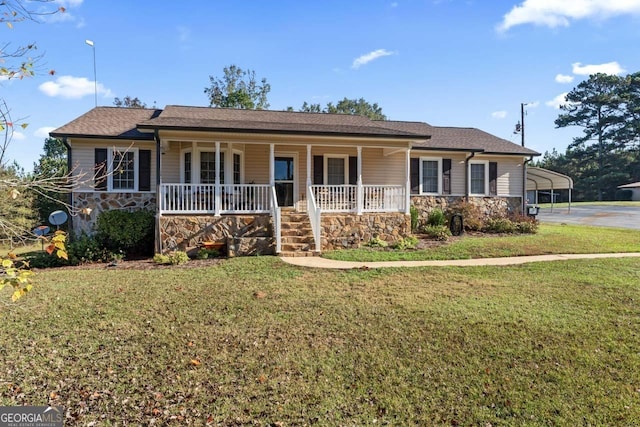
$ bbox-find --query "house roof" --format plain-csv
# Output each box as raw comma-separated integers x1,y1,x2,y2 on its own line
379,120,540,156
50,105,539,156
618,181,640,189
136,105,430,139
50,107,161,140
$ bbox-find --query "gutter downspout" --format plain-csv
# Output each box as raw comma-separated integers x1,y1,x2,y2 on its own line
464,152,476,200
154,130,162,254
62,137,73,232
523,157,532,215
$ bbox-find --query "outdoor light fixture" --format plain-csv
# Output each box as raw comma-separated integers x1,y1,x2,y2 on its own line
85,39,97,107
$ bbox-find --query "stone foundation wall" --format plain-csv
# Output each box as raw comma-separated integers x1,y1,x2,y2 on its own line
410,195,522,226
159,214,274,256
320,213,411,250
72,192,156,236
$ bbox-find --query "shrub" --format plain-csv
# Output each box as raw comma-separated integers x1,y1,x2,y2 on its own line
66,233,113,264
154,251,190,265
447,200,484,231
422,225,451,241
196,247,220,259
27,251,70,269
483,214,538,234
410,205,419,232
426,207,446,226
513,215,539,234
95,209,155,257
365,236,388,248
392,236,419,250
483,217,516,234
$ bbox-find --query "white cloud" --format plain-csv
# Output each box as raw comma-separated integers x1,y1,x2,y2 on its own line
497,0,640,32
351,49,395,69
35,127,56,138
572,61,626,75
38,75,113,99
12,131,26,140
390,2,398,7
55,0,84,6
546,92,569,109
491,110,508,119
555,74,574,83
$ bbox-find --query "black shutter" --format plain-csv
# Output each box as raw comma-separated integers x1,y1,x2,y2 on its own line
489,162,498,196
348,156,357,185
410,158,419,194
442,158,452,195
94,148,107,191
139,149,151,191
313,155,324,185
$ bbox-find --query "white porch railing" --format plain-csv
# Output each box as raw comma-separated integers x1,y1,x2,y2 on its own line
270,186,281,253
310,184,405,213
307,185,321,253
159,183,272,214
362,185,406,212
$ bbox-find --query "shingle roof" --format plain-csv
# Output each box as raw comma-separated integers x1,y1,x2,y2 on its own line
379,120,540,156
50,107,160,140
50,105,539,156
136,105,429,139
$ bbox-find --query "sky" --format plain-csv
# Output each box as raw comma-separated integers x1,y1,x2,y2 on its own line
3,0,640,171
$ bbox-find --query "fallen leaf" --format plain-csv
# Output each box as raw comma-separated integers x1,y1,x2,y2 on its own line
190,359,201,366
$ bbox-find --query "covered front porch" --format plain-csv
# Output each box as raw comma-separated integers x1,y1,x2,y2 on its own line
157,140,412,254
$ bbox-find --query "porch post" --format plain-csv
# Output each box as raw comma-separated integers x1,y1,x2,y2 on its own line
405,148,411,214
191,141,196,184
306,145,312,187
214,141,221,216
269,144,275,186
357,146,363,215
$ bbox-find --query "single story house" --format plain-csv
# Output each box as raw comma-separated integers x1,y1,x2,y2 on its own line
50,106,539,256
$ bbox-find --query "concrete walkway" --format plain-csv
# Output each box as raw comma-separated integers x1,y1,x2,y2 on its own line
280,253,640,269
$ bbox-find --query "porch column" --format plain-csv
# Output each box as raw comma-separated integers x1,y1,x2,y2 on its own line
405,148,411,214
269,143,275,186
214,141,221,216
191,141,196,184
357,146,363,215
306,145,312,187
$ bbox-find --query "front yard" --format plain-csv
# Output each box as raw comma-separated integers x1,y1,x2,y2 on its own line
1,250,639,424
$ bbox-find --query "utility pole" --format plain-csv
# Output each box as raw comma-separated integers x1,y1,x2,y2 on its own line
520,102,525,147
85,39,97,107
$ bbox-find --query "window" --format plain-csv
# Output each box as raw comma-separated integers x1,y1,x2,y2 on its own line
421,159,439,193
112,151,135,190
94,147,151,192
233,153,241,184
325,156,348,185
469,162,488,195
200,152,224,184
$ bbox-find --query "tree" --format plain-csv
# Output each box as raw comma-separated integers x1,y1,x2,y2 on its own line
291,97,387,120
204,65,271,109
555,73,626,200
113,96,148,108
32,137,68,223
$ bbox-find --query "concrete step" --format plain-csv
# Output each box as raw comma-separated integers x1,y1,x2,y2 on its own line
280,242,312,252
279,250,320,257
280,228,313,237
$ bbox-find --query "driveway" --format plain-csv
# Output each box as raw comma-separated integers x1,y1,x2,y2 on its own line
537,205,640,230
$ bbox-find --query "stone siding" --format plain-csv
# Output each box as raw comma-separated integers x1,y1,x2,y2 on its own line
320,213,411,250
410,195,522,226
72,192,156,236
159,214,274,256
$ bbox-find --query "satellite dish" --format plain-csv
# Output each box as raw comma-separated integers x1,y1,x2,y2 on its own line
33,225,50,236
48,210,68,227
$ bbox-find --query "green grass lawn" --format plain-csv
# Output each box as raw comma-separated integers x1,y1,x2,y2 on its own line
323,223,640,262
1,256,639,425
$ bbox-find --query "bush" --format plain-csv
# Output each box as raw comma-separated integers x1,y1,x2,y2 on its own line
422,225,451,241
483,217,515,234
95,209,155,257
154,251,190,265
410,205,419,232
365,236,388,248
426,207,446,226
67,233,114,264
447,200,484,231
196,248,220,259
27,251,70,268
392,236,419,250
483,214,538,234
513,215,539,234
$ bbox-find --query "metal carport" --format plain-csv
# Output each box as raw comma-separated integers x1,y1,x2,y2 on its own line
526,167,574,213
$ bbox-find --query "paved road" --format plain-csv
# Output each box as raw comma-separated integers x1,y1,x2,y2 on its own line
537,205,640,229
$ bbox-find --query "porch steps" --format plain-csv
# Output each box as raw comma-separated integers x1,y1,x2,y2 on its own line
278,210,319,257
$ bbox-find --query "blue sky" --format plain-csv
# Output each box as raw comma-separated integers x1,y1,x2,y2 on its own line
3,0,640,170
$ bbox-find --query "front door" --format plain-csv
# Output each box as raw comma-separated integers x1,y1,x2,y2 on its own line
274,156,295,207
